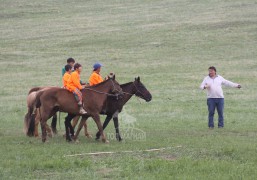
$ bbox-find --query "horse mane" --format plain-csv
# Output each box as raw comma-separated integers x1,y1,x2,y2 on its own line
120,82,133,87
87,78,112,88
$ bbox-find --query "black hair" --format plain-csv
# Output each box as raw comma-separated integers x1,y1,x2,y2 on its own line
67,58,75,64
65,64,72,71
74,63,82,70
208,66,216,72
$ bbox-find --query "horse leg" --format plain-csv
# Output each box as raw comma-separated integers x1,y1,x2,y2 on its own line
74,116,88,140
46,123,52,138
51,113,57,134
65,114,76,142
83,121,92,138
96,114,112,140
27,113,36,137
72,116,91,138
39,114,47,142
34,110,40,137
92,114,108,143
71,115,80,129
113,116,122,141
34,120,39,137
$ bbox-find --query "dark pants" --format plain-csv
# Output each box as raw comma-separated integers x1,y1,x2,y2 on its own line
207,98,224,128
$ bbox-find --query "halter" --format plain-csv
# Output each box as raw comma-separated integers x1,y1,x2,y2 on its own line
121,82,147,102
133,82,148,100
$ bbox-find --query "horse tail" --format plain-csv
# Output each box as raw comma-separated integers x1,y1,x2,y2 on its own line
24,91,37,136
26,90,44,136
23,107,33,135
27,112,36,137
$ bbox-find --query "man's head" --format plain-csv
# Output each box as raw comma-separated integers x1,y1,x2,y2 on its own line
67,58,75,67
208,66,216,77
74,63,82,73
93,62,102,73
65,64,72,73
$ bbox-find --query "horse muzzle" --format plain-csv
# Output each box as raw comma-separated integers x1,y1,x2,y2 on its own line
145,94,152,102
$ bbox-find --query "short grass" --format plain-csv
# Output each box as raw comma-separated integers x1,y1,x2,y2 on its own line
1,0,257,179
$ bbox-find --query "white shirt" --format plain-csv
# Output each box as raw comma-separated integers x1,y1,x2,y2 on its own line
200,75,239,98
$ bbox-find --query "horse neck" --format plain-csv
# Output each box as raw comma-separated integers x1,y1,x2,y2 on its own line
82,80,113,98
121,82,136,104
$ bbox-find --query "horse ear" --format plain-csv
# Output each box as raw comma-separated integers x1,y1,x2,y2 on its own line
112,74,115,80
138,76,140,82
108,72,114,79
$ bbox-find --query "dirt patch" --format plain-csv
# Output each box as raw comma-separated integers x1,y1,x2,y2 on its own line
96,167,119,178
159,154,177,161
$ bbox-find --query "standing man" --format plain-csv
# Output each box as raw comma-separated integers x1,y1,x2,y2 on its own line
200,66,241,129
89,62,104,86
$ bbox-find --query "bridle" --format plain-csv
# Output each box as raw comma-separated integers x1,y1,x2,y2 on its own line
122,82,147,101
133,82,148,100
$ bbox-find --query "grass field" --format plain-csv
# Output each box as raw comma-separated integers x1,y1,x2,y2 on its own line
1,0,257,179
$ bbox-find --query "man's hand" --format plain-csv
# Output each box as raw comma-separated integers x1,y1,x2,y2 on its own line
204,84,210,90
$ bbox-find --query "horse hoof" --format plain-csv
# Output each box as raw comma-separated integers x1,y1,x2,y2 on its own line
95,133,100,140
66,136,73,142
102,139,109,144
86,134,92,139
66,139,72,143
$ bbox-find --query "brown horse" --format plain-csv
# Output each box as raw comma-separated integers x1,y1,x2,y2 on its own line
73,77,152,141
24,87,57,137
29,77,122,143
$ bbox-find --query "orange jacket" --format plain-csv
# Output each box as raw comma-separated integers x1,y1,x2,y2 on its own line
66,70,83,92
89,71,103,86
62,72,71,88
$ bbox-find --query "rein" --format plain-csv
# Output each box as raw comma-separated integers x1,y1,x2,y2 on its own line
83,87,117,97
82,79,121,98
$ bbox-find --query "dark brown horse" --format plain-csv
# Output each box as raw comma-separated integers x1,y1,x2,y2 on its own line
29,77,123,143
73,77,152,141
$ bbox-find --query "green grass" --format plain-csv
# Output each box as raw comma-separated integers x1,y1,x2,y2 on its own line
1,0,257,179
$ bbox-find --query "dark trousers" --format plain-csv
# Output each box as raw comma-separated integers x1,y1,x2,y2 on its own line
207,98,224,128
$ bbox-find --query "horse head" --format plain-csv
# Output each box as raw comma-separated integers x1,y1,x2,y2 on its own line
108,75,123,100
133,77,152,102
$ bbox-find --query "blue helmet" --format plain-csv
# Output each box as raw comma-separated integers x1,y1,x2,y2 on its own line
93,62,102,70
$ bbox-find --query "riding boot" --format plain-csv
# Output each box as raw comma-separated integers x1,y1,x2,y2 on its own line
78,103,87,114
